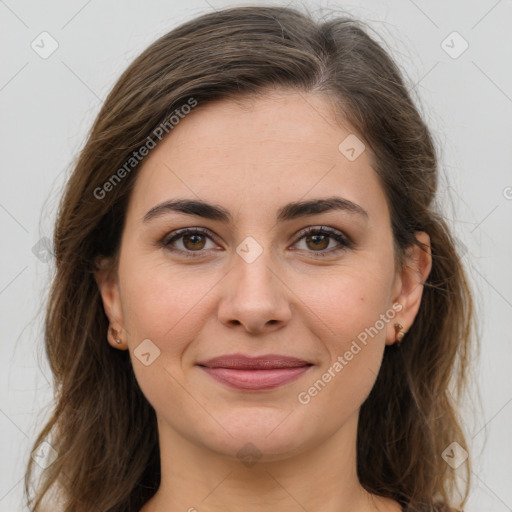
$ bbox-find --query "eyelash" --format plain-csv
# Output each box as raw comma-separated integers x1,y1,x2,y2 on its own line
160,226,352,259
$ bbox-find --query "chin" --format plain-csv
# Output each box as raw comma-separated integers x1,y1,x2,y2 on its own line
196,408,320,463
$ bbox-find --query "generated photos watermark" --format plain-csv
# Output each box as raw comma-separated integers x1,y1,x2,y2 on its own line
297,303,403,405
93,97,198,200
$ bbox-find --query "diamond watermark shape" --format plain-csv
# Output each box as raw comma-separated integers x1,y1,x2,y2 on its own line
134,338,161,366
338,134,365,161
237,442,262,468
31,440,58,469
31,31,59,59
441,441,468,469
236,236,263,264
441,31,469,59
32,236,54,263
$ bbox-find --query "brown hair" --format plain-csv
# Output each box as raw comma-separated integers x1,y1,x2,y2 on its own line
25,5,476,511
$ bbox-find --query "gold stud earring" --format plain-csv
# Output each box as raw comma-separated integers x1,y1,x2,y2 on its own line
109,326,122,345
394,323,406,344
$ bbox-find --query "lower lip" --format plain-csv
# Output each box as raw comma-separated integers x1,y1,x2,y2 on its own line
199,366,312,390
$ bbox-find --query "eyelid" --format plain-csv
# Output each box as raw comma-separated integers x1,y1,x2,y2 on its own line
290,225,352,256
292,225,351,244
163,226,216,241
161,227,220,248
160,225,352,257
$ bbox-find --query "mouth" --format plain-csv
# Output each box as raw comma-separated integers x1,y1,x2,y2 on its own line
196,354,313,391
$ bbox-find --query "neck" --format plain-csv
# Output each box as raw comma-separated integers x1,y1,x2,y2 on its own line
141,411,401,512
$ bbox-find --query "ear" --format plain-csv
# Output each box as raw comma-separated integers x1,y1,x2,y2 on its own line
386,232,432,346
94,256,128,350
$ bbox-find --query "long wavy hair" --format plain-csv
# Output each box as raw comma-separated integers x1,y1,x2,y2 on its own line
25,5,476,511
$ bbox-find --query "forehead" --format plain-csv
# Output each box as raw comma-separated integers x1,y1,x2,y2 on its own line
127,91,388,225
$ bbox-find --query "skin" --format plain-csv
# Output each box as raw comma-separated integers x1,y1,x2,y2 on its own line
95,90,432,512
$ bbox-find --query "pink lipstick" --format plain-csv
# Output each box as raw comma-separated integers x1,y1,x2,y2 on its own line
197,354,313,391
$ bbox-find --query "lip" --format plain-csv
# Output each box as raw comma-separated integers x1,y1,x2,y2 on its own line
197,353,312,369
196,353,313,391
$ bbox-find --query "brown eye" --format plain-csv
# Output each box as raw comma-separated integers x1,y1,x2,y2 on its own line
305,233,330,251
293,226,351,257
182,233,207,251
162,228,218,257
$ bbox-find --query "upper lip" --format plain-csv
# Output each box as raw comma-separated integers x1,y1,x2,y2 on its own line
197,353,312,370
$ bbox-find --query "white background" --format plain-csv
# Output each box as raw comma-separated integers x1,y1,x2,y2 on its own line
1,1,511,510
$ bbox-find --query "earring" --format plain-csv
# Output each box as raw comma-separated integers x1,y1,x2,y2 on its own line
109,326,122,345
394,323,406,344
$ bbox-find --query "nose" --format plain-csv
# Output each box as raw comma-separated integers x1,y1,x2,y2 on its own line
217,247,292,335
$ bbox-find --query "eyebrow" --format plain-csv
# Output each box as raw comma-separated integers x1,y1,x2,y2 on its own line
142,196,369,224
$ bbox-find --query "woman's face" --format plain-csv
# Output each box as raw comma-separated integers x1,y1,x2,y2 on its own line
97,90,428,461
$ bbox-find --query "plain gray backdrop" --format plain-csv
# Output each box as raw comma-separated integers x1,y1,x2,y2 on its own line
1,0,511,510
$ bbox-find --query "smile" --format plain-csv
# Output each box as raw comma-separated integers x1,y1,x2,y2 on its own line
196,353,314,391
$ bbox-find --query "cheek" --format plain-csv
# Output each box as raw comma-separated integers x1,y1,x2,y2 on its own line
295,284,388,425
296,258,394,343
119,258,216,345
293,258,394,400
120,261,211,414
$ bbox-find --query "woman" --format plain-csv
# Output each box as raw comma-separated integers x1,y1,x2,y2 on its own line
25,5,475,512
